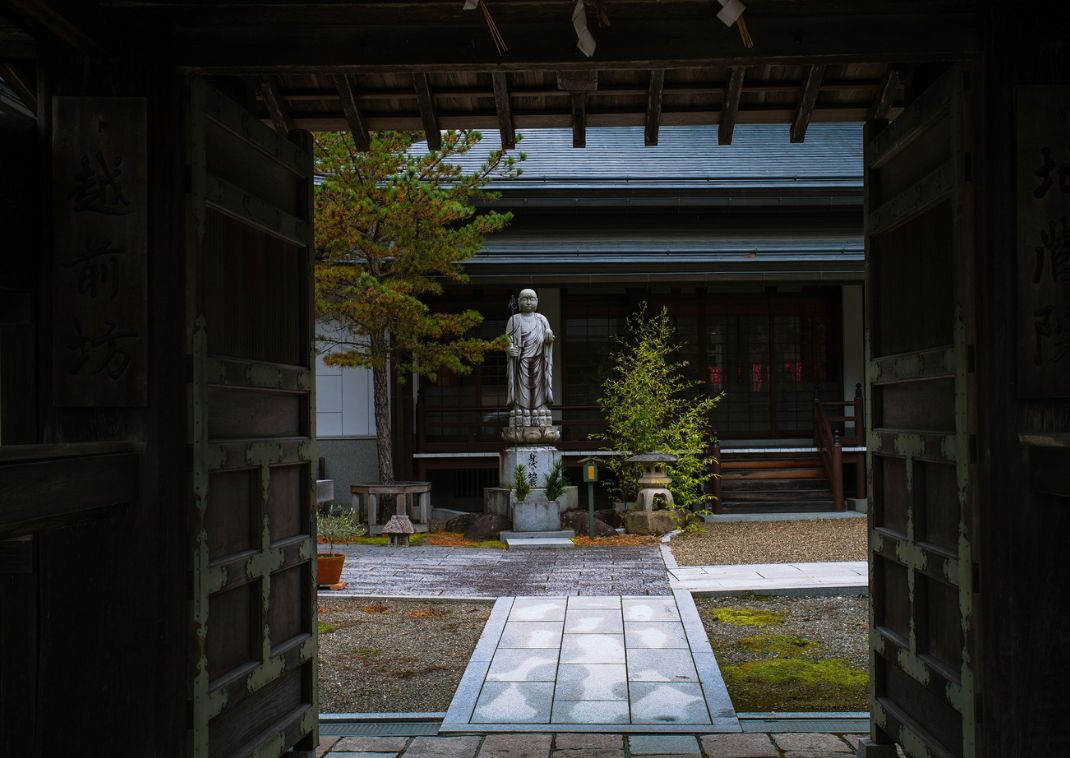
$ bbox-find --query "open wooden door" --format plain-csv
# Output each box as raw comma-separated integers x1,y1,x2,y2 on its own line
186,79,318,757
864,67,980,758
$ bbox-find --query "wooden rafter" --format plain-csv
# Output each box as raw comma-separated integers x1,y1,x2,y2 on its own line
719,66,746,146
412,73,441,150
332,74,370,151
0,63,36,113
491,72,515,150
556,71,596,149
868,68,899,122
791,64,826,143
571,93,586,149
259,76,293,136
644,70,665,147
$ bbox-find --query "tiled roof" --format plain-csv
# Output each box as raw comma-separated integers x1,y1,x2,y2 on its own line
439,123,863,190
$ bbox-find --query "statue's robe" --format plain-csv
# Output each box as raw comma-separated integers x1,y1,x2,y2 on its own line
506,312,554,411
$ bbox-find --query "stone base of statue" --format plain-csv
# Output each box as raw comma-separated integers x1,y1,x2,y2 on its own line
484,488,561,530
485,425,575,532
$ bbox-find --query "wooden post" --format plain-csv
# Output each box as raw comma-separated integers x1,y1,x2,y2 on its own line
853,382,865,441
712,436,723,515
832,430,845,512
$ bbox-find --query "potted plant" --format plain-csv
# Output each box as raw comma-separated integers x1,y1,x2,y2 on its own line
316,507,364,586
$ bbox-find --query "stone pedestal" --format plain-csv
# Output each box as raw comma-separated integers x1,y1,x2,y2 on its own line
484,487,563,531
513,493,562,531
500,445,561,490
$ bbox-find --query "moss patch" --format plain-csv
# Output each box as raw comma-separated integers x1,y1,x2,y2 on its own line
721,657,868,712
317,620,336,635
350,532,505,549
711,607,785,627
735,633,815,657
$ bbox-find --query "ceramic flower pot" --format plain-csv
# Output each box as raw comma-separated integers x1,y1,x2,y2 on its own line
317,553,345,586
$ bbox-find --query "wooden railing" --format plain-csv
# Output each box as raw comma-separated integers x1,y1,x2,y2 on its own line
812,383,866,512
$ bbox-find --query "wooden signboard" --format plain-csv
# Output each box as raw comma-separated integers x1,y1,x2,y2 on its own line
1017,86,1070,398
51,97,147,406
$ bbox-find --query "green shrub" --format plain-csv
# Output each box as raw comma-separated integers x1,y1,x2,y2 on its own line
543,460,568,502
316,507,365,553
513,464,531,503
592,304,723,529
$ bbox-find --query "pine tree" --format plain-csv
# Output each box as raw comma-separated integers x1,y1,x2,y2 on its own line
314,130,524,482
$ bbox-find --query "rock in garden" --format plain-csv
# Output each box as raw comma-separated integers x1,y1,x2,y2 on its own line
594,508,623,528
463,513,511,541
445,512,479,533
625,509,677,536
560,509,616,537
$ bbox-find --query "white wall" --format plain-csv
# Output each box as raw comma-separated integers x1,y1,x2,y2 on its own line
315,324,377,438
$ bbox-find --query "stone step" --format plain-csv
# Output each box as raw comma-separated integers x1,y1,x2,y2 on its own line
499,529,575,540
504,536,576,549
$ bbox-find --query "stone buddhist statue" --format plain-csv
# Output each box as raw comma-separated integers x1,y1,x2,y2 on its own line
505,289,558,439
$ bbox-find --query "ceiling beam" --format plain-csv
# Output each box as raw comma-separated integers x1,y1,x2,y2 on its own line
172,13,981,73
718,66,746,146
412,73,441,150
332,73,370,150
868,68,899,122
644,69,664,147
791,64,825,143
0,63,36,113
258,76,293,136
4,0,111,62
491,71,515,150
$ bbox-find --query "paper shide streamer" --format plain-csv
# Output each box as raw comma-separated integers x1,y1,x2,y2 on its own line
714,0,754,48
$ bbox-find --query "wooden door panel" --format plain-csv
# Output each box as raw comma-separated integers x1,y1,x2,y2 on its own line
188,79,317,758
865,67,979,758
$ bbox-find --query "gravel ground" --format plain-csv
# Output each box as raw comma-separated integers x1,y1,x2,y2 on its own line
318,598,491,713
669,518,867,566
697,594,869,712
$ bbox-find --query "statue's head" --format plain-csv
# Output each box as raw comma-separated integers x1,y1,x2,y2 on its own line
517,289,538,313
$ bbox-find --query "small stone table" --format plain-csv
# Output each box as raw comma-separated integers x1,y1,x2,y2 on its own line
350,481,431,535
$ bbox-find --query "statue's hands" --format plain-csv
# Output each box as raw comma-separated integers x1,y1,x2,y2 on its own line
508,343,520,357
545,329,555,344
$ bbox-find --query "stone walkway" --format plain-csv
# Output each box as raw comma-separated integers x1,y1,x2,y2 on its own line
330,545,671,597
439,593,738,734
316,731,873,757
666,561,868,595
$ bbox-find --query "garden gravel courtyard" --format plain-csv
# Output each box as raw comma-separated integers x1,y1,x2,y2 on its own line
668,517,867,566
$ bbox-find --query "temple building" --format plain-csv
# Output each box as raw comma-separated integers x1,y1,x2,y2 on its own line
317,123,866,511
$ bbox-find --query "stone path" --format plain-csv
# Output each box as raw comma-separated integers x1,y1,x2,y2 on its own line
439,593,738,734
667,561,868,595
330,545,671,597
316,731,877,757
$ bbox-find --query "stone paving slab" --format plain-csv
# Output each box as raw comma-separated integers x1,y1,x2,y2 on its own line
318,731,882,757
440,594,739,734
327,545,670,598
667,561,867,595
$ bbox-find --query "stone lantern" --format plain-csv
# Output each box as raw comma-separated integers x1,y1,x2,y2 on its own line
626,452,678,511
383,514,415,547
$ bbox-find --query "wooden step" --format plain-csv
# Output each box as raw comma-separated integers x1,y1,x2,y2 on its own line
719,477,833,492
720,457,821,470
721,467,826,480
721,489,834,502
719,501,835,514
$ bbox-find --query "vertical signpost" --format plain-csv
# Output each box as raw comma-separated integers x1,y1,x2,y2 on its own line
580,457,598,539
